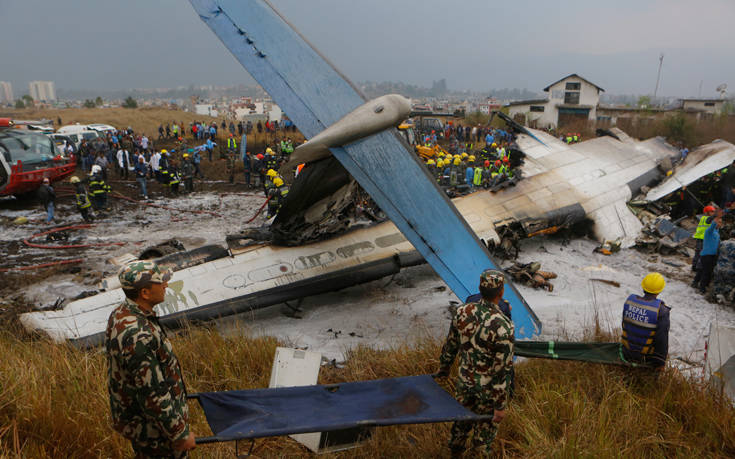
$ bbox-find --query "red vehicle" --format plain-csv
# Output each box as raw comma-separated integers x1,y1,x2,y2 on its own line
0,118,76,197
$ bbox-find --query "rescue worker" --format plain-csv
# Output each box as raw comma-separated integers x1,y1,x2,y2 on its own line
426,159,437,177
158,150,170,184
89,164,111,211
473,163,483,188
264,169,278,195
449,157,461,187
692,213,722,294
167,159,181,196
482,160,492,188
265,147,279,171
465,164,474,188
226,134,238,183
105,261,196,457
621,273,670,368
181,153,195,193
692,205,716,271
436,270,514,456
70,176,93,222
267,176,289,218
436,159,445,183
37,177,56,224
252,153,265,188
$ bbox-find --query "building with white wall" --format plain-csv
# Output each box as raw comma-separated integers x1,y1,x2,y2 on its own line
506,74,604,129
28,81,56,102
0,82,13,104
680,98,726,115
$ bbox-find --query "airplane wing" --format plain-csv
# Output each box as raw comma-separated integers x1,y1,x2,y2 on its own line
189,0,541,337
645,140,735,202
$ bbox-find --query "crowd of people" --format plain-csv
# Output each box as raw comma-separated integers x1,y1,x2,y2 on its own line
419,127,520,194
58,120,300,224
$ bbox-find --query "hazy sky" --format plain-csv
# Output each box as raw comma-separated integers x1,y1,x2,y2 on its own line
1,0,733,97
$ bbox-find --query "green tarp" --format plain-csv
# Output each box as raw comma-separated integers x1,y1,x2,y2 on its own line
515,341,647,367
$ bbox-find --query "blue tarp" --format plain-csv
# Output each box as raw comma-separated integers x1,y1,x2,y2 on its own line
193,375,490,442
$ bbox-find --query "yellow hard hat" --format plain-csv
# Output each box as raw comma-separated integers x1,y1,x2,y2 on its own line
491,143,497,147
69,176,80,184
183,153,189,158
454,154,461,159
461,152,468,159
273,177,284,187
266,147,274,154
427,159,436,165
468,155,476,162
266,169,278,178
161,149,167,154
437,160,444,168
641,272,666,294
438,152,445,157
453,158,461,166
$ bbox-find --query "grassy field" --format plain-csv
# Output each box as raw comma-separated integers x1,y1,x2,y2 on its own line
1,324,733,458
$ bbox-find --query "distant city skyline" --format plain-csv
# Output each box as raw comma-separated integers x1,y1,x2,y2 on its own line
1,1,733,98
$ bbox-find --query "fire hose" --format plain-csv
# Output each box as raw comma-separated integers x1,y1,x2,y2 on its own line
23,224,126,249
246,195,272,224
0,258,84,272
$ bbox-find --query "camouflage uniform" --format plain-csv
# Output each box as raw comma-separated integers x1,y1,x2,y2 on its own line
105,261,190,458
438,270,515,455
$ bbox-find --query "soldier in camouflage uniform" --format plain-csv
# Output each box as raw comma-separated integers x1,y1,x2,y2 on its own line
437,269,515,456
105,261,196,458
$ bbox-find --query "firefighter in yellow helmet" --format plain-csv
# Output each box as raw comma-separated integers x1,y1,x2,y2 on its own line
621,272,670,368
267,176,289,218
70,176,93,222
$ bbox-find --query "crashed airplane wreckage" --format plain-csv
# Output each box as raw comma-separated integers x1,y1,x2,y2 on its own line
23,122,735,346
21,0,735,346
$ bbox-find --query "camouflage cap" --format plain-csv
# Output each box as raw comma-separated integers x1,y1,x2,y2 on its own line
118,260,172,290
480,269,505,289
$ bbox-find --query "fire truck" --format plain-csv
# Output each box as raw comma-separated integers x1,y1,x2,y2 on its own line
0,118,76,197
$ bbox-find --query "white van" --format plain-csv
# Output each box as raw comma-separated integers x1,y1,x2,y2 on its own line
56,124,100,148
86,123,117,135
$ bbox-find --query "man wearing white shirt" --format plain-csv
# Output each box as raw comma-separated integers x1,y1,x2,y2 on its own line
150,150,161,180
117,148,131,179
141,135,149,152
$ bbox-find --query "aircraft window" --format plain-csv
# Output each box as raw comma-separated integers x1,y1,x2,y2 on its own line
565,82,581,90
564,92,580,105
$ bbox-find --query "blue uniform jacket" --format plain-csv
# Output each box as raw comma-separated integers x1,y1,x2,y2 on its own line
701,221,720,256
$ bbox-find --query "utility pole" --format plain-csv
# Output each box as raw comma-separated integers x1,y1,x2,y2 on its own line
653,53,664,104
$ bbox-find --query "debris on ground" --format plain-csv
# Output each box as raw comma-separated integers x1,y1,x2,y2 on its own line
505,261,557,292
711,240,735,306
593,238,622,256
635,217,693,256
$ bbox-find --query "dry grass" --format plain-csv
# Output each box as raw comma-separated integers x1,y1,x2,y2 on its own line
1,323,733,458
1,107,217,139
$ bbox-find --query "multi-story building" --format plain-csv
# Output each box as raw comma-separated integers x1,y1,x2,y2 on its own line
506,74,604,129
28,80,56,102
0,82,13,104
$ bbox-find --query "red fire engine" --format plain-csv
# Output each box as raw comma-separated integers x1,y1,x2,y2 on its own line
0,118,76,197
